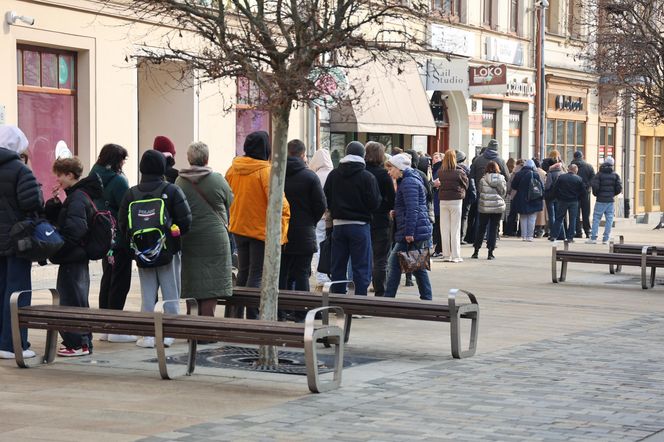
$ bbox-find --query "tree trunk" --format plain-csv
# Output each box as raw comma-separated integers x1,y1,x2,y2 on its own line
257,103,292,368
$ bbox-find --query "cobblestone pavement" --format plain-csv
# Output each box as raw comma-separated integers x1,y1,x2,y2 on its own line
142,314,664,442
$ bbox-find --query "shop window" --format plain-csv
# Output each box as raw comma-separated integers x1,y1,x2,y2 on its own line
329,132,350,168
481,110,496,148
510,0,520,34
598,122,615,167
508,111,522,159
17,46,77,202
638,138,647,210
236,77,271,157
545,118,585,163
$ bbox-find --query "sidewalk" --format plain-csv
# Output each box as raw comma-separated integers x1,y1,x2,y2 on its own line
1,220,663,441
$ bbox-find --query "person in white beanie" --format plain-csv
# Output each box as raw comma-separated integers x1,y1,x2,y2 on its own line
587,156,622,244
384,153,433,299
0,125,43,360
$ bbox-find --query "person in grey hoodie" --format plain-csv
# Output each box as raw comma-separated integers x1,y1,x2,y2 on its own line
472,161,506,260
309,148,334,289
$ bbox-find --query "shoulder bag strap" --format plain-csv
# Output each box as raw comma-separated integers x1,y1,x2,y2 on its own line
189,179,229,230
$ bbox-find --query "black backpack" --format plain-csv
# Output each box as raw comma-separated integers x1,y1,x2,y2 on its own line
81,192,117,260
127,182,174,268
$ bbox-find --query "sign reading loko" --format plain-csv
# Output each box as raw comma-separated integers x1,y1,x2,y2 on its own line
469,64,507,95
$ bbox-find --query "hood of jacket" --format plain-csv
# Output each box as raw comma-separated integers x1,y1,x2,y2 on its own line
309,149,333,173
337,159,366,177
483,149,499,160
67,173,103,199
599,164,614,174
400,167,423,185
0,147,20,166
286,156,307,177
230,155,270,176
484,173,503,187
90,163,120,187
179,165,213,184
243,131,271,160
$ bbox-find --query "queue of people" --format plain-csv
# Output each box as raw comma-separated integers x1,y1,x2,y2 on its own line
0,123,623,360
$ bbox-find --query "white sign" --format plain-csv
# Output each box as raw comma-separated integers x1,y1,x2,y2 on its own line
486,37,524,66
431,24,475,58
426,58,469,91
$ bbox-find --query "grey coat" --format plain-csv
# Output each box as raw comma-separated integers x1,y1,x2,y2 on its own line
176,169,234,300
478,173,507,214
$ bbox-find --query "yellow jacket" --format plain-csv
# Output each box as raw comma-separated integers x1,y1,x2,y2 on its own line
225,156,290,244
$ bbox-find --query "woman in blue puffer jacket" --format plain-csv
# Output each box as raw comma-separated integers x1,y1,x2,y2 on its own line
384,153,433,300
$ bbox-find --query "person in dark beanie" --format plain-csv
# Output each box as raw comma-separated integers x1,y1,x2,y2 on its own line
587,156,622,244
550,164,586,242
48,157,103,357
324,141,381,295
153,135,179,183
119,150,191,348
0,126,43,360
570,151,595,238
279,139,326,319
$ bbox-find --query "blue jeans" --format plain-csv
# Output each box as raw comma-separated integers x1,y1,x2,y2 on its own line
553,200,579,241
591,201,615,242
0,256,32,352
385,240,433,300
330,224,372,295
546,199,565,239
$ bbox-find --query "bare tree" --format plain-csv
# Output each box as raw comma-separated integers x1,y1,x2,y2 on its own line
102,0,432,366
580,0,664,124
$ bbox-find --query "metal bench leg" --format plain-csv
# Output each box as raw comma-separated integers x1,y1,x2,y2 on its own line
322,280,354,345
641,246,649,290
448,289,480,359
551,247,559,283
304,307,345,393
609,241,616,274
10,289,59,368
616,235,625,273
560,260,568,282
154,299,198,380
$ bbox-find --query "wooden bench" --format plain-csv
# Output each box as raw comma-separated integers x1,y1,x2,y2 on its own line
10,289,346,393
219,284,479,359
552,242,664,289
609,235,664,274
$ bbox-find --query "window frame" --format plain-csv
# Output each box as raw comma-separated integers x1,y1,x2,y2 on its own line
509,0,520,34
545,118,586,164
483,0,495,28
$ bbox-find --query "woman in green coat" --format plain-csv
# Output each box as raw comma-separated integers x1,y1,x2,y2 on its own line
176,141,234,316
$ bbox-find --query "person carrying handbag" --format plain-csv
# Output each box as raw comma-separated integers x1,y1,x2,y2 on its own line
383,154,433,300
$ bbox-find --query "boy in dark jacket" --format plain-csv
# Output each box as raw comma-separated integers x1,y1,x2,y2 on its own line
550,164,585,242
119,150,191,348
48,157,102,357
587,156,622,244
0,126,43,360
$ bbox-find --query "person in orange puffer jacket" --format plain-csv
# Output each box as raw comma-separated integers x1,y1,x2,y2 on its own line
225,131,290,319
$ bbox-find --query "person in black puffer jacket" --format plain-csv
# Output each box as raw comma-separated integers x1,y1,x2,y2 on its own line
119,150,191,348
324,141,381,296
0,126,43,360
588,156,622,244
365,141,395,297
570,151,595,238
46,157,103,357
280,139,327,294
384,153,432,300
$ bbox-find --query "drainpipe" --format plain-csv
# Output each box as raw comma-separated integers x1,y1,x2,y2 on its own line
622,94,631,218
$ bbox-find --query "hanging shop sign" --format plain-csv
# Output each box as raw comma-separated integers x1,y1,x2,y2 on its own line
430,24,475,58
426,58,469,91
469,64,507,95
485,37,524,66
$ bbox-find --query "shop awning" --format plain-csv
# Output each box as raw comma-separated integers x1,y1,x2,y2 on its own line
329,61,436,136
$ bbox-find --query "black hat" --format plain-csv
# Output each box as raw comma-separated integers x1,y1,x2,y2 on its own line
573,151,583,159
140,150,166,176
244,131,271,160
456,150,467,163
345,141,365,158
487,139,499,150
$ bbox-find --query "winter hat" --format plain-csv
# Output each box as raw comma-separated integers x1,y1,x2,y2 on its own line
345,141,365,158
153,135,176,156
604,156,615,166
243,131,271,160
388,153,411,171
0,125,29,154
140,149,167,176
525,159,536,169
573,151,583,160
487,139,499,150
455,150,467,164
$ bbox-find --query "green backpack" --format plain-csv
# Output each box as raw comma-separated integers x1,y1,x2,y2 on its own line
127,182,173,268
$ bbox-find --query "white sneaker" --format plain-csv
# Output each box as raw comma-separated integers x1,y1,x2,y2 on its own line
98,334,109,341
602,240,609,245
0,349,36,359
22,349,36,359
108,334,137,343
585,239,597,244
136,337,155,348
452,257,463,263
163,338,175,347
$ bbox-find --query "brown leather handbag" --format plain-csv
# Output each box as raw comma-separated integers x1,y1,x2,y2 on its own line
397,244,432,273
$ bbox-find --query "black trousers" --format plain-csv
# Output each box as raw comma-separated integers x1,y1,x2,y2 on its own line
278,253,313,321
473,213,502,251
56,262,92,349
576,191,591,237
233,234,264,319
432,214,442,254
99,246,132,310
371,227,391,296
464,202,478,243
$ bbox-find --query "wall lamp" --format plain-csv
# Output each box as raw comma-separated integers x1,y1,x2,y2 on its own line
6,11,36,26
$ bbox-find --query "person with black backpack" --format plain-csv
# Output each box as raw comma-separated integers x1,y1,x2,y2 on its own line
46,157,103,357
0,125,43,360
118,150,191,349
510,159,544,241
89,144,133,343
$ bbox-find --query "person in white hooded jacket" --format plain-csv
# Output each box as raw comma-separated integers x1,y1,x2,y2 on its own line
309,148,334,288
472,161,506,260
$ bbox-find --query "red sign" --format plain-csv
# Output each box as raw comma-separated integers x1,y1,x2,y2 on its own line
469,64,507,86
